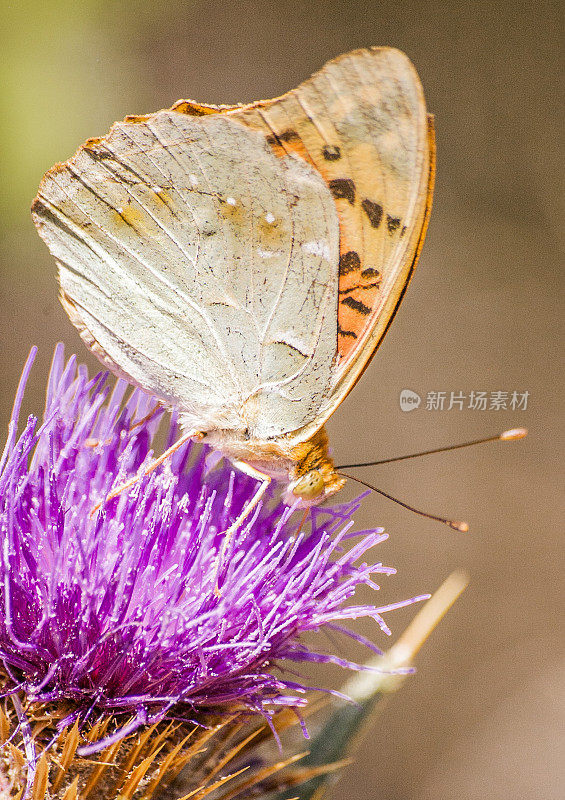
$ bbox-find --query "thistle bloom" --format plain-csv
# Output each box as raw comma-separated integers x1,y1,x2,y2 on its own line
0,345,423,762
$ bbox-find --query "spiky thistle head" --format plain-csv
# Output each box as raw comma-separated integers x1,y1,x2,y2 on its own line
0,346,424,798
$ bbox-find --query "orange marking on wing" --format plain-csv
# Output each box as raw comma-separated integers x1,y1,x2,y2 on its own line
112,203,147,234
171,99,223,116
266,132,314,165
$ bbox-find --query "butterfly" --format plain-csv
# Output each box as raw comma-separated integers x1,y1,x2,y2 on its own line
32,46,435,537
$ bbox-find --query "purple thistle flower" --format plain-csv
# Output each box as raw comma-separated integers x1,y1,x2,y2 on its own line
0,345,424,752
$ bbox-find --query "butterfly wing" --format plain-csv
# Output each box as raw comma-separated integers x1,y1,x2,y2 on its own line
32,46,432,444
222,46,434,439
32,111,341,439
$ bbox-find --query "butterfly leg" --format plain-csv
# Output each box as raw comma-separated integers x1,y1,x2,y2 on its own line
90,429,204,517
214,461,272,594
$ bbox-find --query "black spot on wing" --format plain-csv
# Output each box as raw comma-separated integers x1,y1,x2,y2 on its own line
338,325,358,339
361,199,383,228
361,267,380,279
338,250,361,275
341,296,371,315
265,128,300,146
386,215,402,234
322,145,341,161
329,178,356,205
339,281,380,296
279,129,300,142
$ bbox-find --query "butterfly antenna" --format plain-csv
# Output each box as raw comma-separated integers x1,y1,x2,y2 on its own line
335,428,527,469
336,471,469,532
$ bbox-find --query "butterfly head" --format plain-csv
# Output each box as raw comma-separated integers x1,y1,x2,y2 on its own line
286,427,346,507
290,470,326,500
285,467,345,507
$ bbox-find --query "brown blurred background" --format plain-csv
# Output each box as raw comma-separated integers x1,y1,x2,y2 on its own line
1,1,562,798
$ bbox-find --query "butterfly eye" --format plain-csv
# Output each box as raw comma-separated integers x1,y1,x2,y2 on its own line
292,470,325,501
